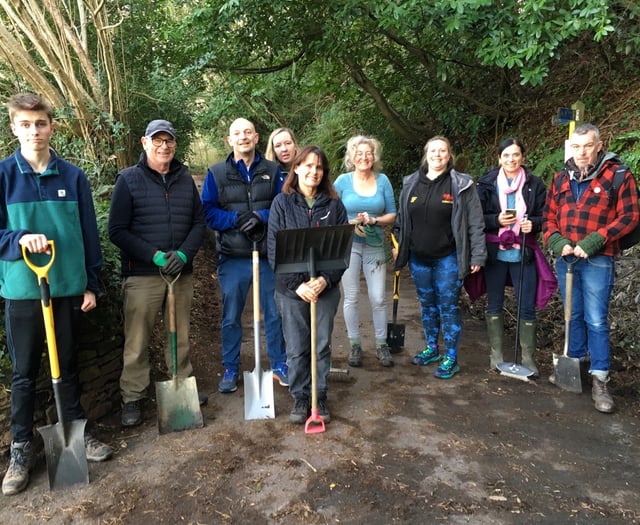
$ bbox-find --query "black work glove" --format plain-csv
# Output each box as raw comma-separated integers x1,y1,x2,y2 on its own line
237,211,262,233
162,251,185,276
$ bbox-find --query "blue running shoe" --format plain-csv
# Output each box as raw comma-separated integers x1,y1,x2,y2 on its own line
218,368,239,393
272,362,289,387
411,345,440,366
434,355,460,379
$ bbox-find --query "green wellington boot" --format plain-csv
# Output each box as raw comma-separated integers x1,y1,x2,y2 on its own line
485,313,504,370
519,320,539,377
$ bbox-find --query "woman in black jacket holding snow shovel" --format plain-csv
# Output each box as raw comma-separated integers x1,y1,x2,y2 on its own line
267,145,348,424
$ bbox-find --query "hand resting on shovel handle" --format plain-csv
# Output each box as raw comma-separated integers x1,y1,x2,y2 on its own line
296,276,327,303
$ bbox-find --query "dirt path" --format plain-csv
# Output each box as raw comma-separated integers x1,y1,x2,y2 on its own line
2,240,639,524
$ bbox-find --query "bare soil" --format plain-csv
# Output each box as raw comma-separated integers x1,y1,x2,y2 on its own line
1,232,639,524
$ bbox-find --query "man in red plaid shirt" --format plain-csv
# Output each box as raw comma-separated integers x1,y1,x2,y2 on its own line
544,123,640,413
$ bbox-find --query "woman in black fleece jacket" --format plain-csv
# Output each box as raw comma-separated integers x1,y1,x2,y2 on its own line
267,145,348,424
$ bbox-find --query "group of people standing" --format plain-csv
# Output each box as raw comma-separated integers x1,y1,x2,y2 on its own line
1,93,638,497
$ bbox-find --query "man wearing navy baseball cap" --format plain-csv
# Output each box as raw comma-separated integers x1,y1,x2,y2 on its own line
109,119,207,426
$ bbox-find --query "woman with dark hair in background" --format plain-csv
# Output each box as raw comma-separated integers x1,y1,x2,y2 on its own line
393,136,486,380
268,146,348,424
476,138,547,377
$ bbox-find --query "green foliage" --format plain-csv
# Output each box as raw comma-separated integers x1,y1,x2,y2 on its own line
609,130,640,177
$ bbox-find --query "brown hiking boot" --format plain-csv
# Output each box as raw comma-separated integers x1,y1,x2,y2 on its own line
376,344,394,367
2,438,43,496
348,344,363,367
592,376,615,413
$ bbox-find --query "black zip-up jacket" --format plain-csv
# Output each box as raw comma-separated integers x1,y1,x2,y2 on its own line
477,167,546,261
109,153,206,276
208,154,279,258
267,191,348,300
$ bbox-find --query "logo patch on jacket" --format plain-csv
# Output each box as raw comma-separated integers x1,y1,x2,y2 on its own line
442,193,453,204
57,189,67,198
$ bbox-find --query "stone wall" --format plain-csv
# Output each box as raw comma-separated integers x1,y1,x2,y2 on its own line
0,298,124,448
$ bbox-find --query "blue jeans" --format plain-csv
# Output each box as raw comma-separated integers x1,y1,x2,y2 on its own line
217,257,286,371
275,287,340,400
555,255,614,373
409,251,462,359
485,258,537,320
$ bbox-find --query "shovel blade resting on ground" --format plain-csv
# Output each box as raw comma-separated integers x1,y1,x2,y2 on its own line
552,353,583,393
386,239,405,353
244,244,276,420
244,368,275,420
38,419,89,490
156,376,204,434
156,271,204,434
553,256,582,393
22,242,89,490
386,322,405,352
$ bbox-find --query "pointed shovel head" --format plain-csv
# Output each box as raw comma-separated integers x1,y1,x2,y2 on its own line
38,419,89,490
244,369,275,420
386,322,405,353
552,353,583,393
155,376,204,434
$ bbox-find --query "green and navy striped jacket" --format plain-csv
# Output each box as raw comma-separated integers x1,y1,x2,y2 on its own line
0,148,102,299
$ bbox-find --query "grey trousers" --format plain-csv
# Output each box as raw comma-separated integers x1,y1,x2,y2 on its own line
275,287,340,401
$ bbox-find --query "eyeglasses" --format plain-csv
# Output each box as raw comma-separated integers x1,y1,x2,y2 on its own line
150,137,176,147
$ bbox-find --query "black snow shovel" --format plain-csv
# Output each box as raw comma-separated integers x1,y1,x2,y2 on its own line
274,225,354,434
552,255,582,393
22,241,89,490
155,271,204,434
244,237,275,420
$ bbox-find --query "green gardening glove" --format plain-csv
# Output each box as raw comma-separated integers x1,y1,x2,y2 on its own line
152,250,166,267
547,233,572,257
576,232,606,256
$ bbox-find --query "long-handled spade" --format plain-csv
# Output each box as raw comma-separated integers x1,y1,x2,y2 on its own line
155,270,204,434
497,230,534,381
386,235,405,354
244,237,275,420
22,241,89,490
305,247,325,435
552,255,582,393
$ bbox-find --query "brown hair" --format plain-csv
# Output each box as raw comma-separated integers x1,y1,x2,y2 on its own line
282,145,338,199
6,93,53,123
420,135,454,171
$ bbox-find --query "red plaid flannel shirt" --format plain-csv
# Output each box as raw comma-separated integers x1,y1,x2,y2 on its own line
544,158,640,256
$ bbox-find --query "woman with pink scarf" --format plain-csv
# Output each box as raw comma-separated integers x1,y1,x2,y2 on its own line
476,138,547,376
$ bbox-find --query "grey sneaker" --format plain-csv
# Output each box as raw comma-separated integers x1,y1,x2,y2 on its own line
2,439,42,496
376,344,394,367
348,344,363,367
121,399,143,427
592,376,615,413
289,397,309,424
84,433,113,462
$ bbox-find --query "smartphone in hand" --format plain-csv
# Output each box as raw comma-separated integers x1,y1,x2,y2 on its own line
505,209,516,218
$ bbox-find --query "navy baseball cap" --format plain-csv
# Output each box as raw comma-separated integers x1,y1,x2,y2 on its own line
145,119,176,138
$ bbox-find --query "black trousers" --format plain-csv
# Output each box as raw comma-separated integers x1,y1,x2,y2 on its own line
5,296,85,442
